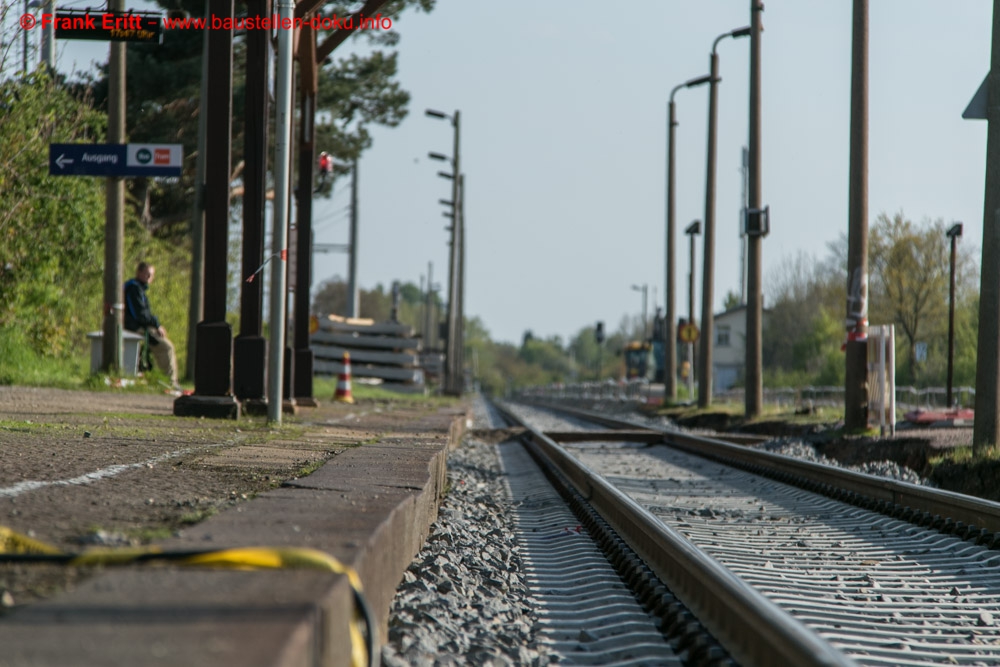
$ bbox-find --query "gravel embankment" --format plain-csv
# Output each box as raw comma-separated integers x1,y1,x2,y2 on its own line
751,436,929,485
380,401,549,666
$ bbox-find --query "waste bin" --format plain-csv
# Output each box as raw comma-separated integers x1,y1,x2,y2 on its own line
87,330,144,375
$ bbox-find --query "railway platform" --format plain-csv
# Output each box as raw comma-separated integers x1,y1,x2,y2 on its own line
0,386,468,667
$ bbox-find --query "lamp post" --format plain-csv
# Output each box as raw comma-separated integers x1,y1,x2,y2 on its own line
685,220,701,400
698,25,752,409
426,109,462,396
667,74,711,403
947,222,963,408
631,284,648,340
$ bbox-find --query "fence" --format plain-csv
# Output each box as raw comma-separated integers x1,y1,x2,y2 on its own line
521,381,977,413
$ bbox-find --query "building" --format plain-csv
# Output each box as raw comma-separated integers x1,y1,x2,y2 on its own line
711,304,771,392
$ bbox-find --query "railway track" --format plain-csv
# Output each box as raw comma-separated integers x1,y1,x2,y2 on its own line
496,400,1000,666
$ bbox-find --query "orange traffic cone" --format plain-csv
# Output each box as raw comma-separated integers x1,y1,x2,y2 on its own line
334,352,354,404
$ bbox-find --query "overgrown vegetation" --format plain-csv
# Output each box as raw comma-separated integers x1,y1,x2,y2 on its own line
0,0,434,389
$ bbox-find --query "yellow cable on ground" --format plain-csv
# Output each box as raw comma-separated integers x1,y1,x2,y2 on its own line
0,527,375,667
180,547,372,667
0,525,62,555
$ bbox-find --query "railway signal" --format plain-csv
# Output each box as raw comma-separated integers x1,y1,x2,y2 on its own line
679,323,700,343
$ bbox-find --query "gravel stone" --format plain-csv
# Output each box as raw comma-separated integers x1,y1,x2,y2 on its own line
381,415,549,666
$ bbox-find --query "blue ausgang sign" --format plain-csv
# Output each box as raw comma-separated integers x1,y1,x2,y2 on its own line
49,143,182,177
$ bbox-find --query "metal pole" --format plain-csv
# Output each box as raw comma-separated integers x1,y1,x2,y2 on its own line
740,146,748,304
698,48,720,408
40,0,54,70
974,2,1000,451
947,225,962,407
233,0,270,403
745,0,765,418
22,0,28,74
688,224,698,400
267,0,295,423
185,0,210,382
642,285,648,340
425,261,434,348
444,112,461,396
666,76,709,402
845,0,870,431
101,0,125,373
347,158,359,318
457,173,466,393
293,22,318,406
666,97,678,401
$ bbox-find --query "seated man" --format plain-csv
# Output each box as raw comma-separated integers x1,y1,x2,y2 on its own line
124,261,179,390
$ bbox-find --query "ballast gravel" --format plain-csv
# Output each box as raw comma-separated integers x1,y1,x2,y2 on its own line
752,436,930,485
380,421,550,666
381,399,930,665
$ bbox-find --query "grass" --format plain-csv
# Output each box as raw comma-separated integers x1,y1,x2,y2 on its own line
126,526,176,543
293,460,326,478
312,376,458,406
0,340,90,389
178,508,218,525
655,401,843,425
929,444,1000,466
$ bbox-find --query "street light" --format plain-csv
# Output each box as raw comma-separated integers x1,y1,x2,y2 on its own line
698,25,752,409
427,107,463,396
665,74,712,404
631,284,648,340
685,220,701,400
947,222,963,408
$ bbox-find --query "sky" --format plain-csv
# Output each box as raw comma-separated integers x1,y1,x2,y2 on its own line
45,1,995,345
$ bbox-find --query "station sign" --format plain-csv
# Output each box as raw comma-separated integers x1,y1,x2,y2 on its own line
50,10,162,43
49,143,183,177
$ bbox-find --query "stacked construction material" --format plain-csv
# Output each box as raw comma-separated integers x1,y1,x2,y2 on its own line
312,314,426,387
419,352,445,385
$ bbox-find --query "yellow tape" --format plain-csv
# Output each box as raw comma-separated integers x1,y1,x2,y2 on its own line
0,525,62,555
0,528,373,667
181,547,365,590
180,547,370,667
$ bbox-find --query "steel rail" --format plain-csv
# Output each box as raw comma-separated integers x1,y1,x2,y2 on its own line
493,402,855,667
532,402,1000,541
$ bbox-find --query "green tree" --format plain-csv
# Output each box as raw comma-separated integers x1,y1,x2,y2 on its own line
722,289,742,311
0,70,107,357
868,212,977,384
763,248,845,387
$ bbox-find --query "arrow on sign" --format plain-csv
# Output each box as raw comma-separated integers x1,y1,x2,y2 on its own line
55,154,74,169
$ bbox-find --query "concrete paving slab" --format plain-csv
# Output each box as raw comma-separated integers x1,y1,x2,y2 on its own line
0,570,352,667
0,403,468,666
